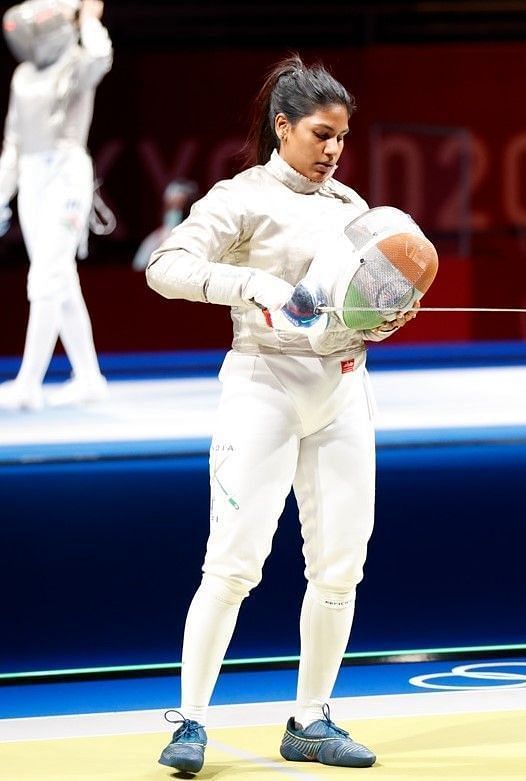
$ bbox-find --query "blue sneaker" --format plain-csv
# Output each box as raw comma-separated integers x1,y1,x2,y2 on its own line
158,710,207,773
280,704,376,768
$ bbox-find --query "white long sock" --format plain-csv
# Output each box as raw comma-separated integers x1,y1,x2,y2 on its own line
16,299,61,389
180,577,244,726
59,288,102,383
295,584,356,728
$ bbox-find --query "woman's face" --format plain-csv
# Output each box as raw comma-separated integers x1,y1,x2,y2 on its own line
276,104,349,183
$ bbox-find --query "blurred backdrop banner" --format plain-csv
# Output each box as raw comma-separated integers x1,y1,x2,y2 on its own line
1,24,526,351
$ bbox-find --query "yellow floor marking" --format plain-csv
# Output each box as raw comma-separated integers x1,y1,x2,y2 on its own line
0,710,525,780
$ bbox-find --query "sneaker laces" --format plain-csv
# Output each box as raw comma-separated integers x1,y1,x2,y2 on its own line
164,709,204,738
321,703,350,738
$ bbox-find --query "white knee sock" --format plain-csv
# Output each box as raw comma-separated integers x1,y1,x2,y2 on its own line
295,584,356,728
180,576,245,726
59,289,102,383
16,299,61,389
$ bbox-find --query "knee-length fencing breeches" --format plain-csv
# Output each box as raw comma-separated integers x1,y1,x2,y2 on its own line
204,349,377,600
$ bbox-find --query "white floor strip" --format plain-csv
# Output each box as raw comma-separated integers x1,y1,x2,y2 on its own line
2,689,525,743
373,365,526,430
1,366,526,449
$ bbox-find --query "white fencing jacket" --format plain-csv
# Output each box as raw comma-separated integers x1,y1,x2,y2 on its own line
147,150,398,357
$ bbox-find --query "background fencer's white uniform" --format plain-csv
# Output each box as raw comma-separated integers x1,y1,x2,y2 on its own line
0,12,112,408
147,151,399,727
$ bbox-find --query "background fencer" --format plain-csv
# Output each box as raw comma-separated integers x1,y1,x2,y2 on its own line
146,56,427,774
0,0,112,410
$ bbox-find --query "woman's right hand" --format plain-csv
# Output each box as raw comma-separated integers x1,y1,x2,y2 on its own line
243,269,295,312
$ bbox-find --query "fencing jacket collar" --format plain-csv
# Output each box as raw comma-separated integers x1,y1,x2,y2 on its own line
265,149,326,195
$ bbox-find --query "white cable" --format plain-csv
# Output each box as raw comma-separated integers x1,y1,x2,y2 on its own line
316,306,526,314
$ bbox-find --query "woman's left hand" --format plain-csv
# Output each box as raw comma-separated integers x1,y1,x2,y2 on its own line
392,299,420,328
375,300,421,332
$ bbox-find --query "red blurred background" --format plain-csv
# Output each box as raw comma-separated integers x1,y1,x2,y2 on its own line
1,24,526,353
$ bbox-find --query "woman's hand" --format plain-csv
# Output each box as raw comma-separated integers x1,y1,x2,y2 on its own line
375,300,421,332
394,299,420,328
243,270,294,311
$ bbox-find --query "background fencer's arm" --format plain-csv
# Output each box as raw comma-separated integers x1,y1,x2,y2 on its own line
0,83,19,214
76,2,113,89
146,182,293,310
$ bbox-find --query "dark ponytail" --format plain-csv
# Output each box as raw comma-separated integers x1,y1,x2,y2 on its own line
243,54,356,167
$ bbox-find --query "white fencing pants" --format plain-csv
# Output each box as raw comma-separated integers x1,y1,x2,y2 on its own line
14,149,102,391
181,350,376,725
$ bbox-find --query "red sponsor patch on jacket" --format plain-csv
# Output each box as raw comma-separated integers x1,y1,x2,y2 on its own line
341,359,355,374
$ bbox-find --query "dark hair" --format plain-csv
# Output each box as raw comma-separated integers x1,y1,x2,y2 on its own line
244,54,356,167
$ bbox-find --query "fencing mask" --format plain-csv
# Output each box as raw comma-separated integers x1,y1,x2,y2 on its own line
277,206,438,333
3,0,77,69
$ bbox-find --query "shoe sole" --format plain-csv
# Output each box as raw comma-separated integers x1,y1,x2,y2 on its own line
280,744,376,768
158,753,204,773
281,752,375,768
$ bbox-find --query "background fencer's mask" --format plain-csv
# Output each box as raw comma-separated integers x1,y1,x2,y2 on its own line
280,206,438,333
3,0,77,69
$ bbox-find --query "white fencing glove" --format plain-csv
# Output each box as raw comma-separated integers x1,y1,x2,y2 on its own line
205,264,294,311
242,268,294,311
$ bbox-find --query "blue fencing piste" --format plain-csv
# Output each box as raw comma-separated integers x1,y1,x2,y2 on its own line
1,341,525,676
1,436,525,675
